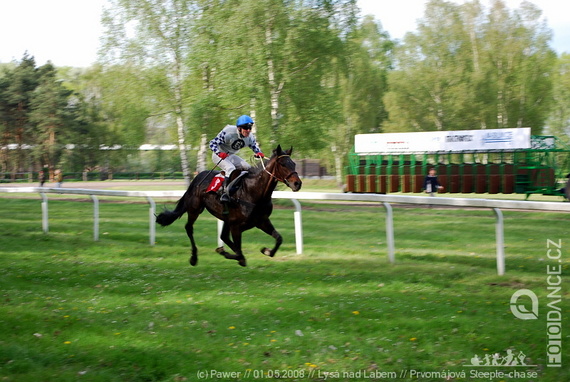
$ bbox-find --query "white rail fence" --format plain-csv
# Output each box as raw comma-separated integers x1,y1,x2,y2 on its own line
1,187,569,275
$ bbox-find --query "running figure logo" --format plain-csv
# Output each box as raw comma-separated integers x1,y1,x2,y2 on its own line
465,349,537,367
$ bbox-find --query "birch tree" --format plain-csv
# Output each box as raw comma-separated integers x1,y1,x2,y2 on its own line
481,0,555,132
384,0,555,133
198,0,357,150
100,0,198,184
385,0,471,132
331,15,393,183
548,53,570,142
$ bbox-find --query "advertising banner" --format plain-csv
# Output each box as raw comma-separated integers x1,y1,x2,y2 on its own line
354,128,531,154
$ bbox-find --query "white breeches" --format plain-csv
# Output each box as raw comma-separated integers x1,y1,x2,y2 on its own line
211,152,251,177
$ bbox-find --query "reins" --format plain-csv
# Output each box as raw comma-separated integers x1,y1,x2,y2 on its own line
259,155,298,183
258,154,298,197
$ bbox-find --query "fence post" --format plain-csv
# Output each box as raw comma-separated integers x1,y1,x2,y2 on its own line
493,208,505,275
146,196,156,246
217,219,224,247
383,202,395,263
290,199,303,254
40,192,48,233
90,195,99,241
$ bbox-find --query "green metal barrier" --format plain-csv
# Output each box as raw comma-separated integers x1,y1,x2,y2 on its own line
346,135,570,197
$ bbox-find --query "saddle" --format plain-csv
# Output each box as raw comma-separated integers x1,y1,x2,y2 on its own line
206,170,249,200
226,170,249,196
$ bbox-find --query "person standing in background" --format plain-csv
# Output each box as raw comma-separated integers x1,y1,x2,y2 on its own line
424,167,444,196
54,169,63,188
38,170,46,187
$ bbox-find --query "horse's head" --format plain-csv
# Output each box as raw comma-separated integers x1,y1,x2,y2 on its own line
266,145,302,192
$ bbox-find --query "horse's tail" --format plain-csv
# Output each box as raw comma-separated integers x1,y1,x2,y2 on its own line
156,194,187,226
155,171,210,226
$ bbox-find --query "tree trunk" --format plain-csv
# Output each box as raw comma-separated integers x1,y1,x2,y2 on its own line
173,59,191,185
250,98,262,149
196,133,208,172
332,144,343,187
175,107,191,185
265,22,282,143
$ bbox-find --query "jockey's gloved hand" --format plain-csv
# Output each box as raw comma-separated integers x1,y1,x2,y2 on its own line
255,152,265,159
218,152,229,160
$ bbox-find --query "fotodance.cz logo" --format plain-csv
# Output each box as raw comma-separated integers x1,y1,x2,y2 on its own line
509,239,563,368
510,289,538,320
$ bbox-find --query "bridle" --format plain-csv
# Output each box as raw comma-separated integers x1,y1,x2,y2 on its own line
260,155,298,184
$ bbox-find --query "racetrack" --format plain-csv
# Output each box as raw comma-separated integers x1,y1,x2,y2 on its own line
0,196,568,381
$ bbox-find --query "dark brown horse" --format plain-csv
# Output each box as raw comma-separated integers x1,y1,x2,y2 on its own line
156,145,302,267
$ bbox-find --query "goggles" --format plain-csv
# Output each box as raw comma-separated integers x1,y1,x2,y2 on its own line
239,123,253,130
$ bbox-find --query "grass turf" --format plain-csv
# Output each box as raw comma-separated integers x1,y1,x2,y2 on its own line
0,197,568,381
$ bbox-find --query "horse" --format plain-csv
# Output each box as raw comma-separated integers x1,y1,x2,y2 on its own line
156,145,302,267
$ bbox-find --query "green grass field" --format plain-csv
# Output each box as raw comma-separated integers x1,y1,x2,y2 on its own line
0,194,568,381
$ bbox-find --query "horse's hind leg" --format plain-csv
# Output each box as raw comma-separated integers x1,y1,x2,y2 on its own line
257,218,282,258
185,211,200,266
230,225,247,267
216,222,237,260
216,222,246,266
216,221,246,267
216,221,236,258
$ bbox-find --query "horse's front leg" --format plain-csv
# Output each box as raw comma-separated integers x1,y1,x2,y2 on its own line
257,218,282,258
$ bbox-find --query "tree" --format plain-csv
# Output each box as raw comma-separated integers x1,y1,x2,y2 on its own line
85,64,150,148
100,0,199,184
29,62,73,177
44,66,112,174
342,15,392,133
384,0,474,132
191,0,358,152
0,56,112,178
384,0,555,133
331,15,393,183
0,54,39,173
481,0,555,132
548,53,570,142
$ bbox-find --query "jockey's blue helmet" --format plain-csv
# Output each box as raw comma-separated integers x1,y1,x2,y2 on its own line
236,115,254,127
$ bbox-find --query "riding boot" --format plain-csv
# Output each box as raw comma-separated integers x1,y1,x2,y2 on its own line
220,177,231,202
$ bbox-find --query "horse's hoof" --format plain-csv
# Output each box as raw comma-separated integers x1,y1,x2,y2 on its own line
215,246,225,255
261,247,273,257
238,258,247,267
189,256,198,266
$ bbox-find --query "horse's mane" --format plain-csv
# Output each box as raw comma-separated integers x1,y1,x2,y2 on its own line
245,160,266,176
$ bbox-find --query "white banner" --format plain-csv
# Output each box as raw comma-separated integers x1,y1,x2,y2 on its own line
354,128,531,154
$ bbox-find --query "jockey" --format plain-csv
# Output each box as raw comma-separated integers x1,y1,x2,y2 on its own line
209,115,265,202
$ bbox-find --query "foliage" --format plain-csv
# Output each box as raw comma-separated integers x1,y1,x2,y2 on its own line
100,0,201,183
0,198,568,381
0,54,39,172
548,53,570,143
29,62,73,172
2,0,569,179
187,0,362,153
384,0,556,133
0,56,110,177
328,15,393,182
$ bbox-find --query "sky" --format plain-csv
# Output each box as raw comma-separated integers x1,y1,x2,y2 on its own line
0,0,568,68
